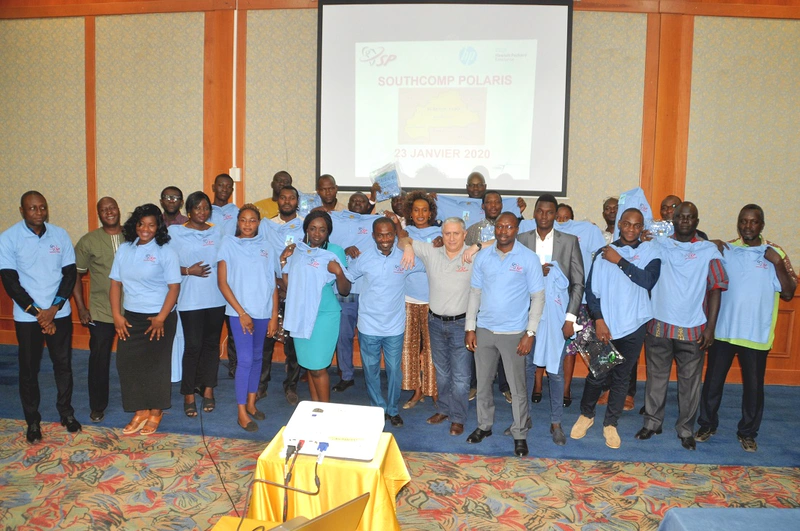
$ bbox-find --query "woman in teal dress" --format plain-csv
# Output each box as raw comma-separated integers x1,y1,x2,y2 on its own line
280,210,351,403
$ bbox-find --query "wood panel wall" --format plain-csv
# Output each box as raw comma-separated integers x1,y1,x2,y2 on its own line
1,0,798,383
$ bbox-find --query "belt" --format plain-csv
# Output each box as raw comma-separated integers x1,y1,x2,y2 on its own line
429,310,466,322
336,293,359,303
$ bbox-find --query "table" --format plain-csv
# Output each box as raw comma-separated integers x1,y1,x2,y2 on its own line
248,427,410,531
658,508,800,531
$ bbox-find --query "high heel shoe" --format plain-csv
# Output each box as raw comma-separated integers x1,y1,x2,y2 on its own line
122,414,148,435
140,411,163,435
402,395,425,410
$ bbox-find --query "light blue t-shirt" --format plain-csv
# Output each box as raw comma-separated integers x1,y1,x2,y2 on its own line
532,261,570,373
555,219,607,303
347,244,411,336
404,225,441,302
590,241,660,338
260,217,305,252
613,187,655,240
650,237,722,328
283,242,353,339
109,238,181,314
471,240,545,332
716,244,782,346
329,210,381,295
167,224,226,311
210,203,239,236
0,221,75,323
216,233,280,319
435,195,522,228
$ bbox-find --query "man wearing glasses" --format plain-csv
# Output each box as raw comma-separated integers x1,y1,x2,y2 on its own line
160,186,188,227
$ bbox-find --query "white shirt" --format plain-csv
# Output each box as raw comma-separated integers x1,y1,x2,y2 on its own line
534,228,555,265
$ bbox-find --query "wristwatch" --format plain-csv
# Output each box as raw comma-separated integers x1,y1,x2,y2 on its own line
476,242,482,250
526,330,535,337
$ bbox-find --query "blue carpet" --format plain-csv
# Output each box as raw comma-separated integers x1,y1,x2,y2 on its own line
1,344,798,467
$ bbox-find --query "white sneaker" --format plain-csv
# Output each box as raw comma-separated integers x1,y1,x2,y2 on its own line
604,425,621,449
570,415,594,439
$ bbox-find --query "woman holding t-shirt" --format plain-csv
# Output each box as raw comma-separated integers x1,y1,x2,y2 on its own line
280,210,351,403
217,204,279,432
110,203,181,435
168,191,226,417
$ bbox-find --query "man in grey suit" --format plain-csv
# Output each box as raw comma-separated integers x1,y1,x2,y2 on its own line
517,194,584,445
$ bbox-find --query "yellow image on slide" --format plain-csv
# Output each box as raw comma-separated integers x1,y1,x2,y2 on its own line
399,88,486,145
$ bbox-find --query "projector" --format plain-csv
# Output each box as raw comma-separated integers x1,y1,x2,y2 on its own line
282,401,386,462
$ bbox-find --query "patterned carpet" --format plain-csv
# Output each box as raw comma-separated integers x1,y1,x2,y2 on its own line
1,418,798,530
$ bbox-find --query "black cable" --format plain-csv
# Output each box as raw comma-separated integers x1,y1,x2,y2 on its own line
197,391,240,518
283,440,304,522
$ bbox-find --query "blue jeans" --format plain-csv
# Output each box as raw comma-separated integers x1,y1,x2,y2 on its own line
526,339,567,424
358,332,404,416
335,296,359,380
428,315,471,425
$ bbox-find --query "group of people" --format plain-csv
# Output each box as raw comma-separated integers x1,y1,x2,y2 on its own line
2,170,795,458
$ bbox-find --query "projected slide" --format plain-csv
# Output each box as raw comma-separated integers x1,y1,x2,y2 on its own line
354,40,537,185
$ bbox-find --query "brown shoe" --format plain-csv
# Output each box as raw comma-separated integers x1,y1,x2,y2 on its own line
597,390,609,405
427,413,449,425
624,395,635,411
450,423,464,436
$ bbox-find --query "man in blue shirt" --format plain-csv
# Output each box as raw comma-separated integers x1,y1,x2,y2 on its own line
347,217,412,427
0,191,80,443
328,195,380,393
696,204,796,452
571,208,661,449
465,213,545,457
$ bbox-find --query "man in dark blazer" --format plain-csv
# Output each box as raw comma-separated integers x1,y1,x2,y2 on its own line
517,194,584,445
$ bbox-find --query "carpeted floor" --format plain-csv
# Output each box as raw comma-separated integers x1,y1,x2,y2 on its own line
1,418,799,530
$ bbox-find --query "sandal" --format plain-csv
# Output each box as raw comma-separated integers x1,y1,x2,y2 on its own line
122,414,148,435
184,401,197,418
140,412,163,435
202,396,215,413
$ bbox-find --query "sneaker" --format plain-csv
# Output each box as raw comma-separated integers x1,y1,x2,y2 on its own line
468,388,477,401
570,415,594,439
738,434,758,452
503,390,512,404
603,425,621,449
695,426,716,443
623,395,635,411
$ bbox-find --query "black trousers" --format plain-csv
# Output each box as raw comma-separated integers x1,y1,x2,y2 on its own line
16,316,74,425
698,340,768,439
179,306,226,395
580,324,646,427
225,316,237,369
88,321,115,413
260,335,300,392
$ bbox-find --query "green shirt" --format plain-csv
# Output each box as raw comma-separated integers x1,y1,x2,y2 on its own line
74,228,123,323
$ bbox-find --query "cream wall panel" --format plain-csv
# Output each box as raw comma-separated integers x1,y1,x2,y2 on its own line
687,17,800,259
565,11,647,225
0,18,87,242
246,10,318,202
96,13,204,221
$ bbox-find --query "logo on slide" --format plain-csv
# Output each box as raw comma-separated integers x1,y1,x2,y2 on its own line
459,46,478,66
360,46,396,67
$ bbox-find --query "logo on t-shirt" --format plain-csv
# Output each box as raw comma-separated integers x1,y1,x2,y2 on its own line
631,254,640,262
755,259,769,269
509,262,523,273
684,252,697,260
456,265,469,273
554,295,563,306
393,265,405,274
49,245,61,254
307,258,320,268
358,227,369,235
144,254,157,262
203,238,214,247
260,249,270,258
223,213,233,220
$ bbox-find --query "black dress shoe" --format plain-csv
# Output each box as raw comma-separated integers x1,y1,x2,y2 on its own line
26,422,42,443
61,415,82,433
90,411,104,423
634,427,662,440
639,406,646,415
514,439,529,457
531,392,542,404
466,428,493,443
383,413,403,427
332,379,354,392
563,397,572,408
679,435,696,450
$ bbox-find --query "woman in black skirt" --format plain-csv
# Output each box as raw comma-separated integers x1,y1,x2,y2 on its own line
109,204,181,435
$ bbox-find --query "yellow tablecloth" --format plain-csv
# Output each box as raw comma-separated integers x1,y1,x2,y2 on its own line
249,427,410,531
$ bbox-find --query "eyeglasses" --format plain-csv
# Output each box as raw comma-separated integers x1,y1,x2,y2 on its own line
162,195,182,202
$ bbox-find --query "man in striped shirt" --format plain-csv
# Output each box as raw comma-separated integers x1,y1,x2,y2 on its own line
636,202,728,450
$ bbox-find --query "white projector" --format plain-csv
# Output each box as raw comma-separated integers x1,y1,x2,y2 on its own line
282,401,386,462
